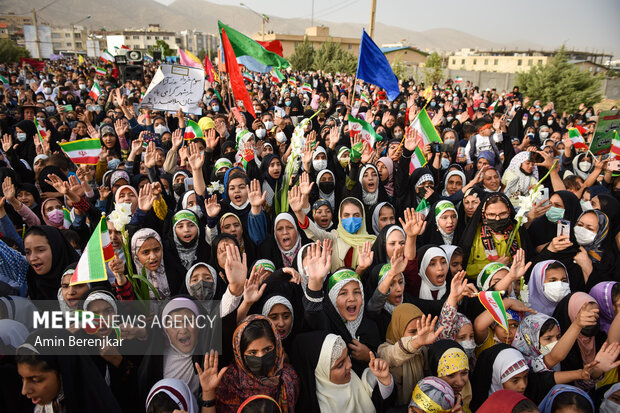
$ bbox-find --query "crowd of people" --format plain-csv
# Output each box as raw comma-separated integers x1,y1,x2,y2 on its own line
0,53,618,413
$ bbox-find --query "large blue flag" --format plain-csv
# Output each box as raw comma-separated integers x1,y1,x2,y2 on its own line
356,30,400,101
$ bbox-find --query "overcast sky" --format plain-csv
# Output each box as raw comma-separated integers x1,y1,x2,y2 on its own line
155,0,620,58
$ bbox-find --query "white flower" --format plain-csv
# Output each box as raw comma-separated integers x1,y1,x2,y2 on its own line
207,181,224,195
115,202,132,218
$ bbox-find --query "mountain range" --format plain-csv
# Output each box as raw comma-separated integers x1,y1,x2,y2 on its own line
1,0,544,53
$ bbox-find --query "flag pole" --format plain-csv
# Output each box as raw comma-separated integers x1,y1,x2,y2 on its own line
396,96,432,153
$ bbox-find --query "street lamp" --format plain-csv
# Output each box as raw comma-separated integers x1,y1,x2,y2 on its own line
239,2,269,41
71,15,91,55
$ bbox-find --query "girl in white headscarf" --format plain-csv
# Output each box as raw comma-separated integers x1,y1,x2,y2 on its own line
145,378,198,413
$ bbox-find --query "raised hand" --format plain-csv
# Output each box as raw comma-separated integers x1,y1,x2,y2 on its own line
508,249,531,280
171,128,183,149
204,194,221,218
305,241,331,290
2,176,16,202
448,271,477,307
299,172,314,197
356,241,374,271
205,128,219,150
243,267,267,305
137,183,155,212
288,185,304,214
282,267,302,284
224,243,247,295
130,138,144,156
574,304,599,329
67,175,84,201
44,173,70,195
195,350,228,397
188,142,205,171
328,126,339,149
144,141,157,169
99,185,111,201
390,245,407,275
248,179,266,211
404,127,419,151
114,119,129,137
1,134,13,152
368,352,392,385
503,298,536,314
594,342,620,373
86,124,100,140
348,339,371,362
413,314,444,347
399,207,426,238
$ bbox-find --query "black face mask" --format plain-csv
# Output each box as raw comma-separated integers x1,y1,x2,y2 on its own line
189,280,214,301
244,349,276,377
172,183,185,196
484,217,512,232
161,140,172,151
581,321,600,337
319,181,335,194
224,152,236,163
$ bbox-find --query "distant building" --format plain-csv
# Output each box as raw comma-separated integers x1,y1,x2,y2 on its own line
447,49,612,74
252,26,360,57
51,26,87,53
568,60,609,76
105,24,177,53
176,29,217,57
380,45,428,67
0,13,33,47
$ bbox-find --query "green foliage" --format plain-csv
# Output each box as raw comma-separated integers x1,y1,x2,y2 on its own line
0,39,30,64
288,37,315,71
196,48,206,62
148,40,175,57
516,47,603,113
391,55,407,80
313,40,357,74
423,52,444,84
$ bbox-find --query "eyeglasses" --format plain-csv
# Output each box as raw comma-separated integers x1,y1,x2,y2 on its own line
485,212,510,220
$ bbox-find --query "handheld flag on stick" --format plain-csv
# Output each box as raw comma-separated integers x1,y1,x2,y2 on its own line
270,68,285,84
302,83,312,93
410,109,442,147
611,130,620,158
89,82,102,100
455,76,463,83
409,146,428,174
94,66,106,76
478,291,510,332
99,49,114,62
569,128,588,150
184,119,204,141
348,115,382,149
33,119,47,144
221,28,256,118
59,138,102,165
356,30,400,101
71,215,114,285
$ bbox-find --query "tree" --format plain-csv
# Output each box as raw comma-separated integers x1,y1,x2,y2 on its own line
391,55,407,80
289,37,315,71
196,48,206,62
423,52,443,85
148,40,175,57
0,39,30,64
516,47,603,113
313,40,357,74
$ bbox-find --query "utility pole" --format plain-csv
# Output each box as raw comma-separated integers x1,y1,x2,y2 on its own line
369,0,377,39
32,8,41,58
312,0,315,26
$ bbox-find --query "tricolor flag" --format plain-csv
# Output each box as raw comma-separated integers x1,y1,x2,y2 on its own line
242,71,253,82
270,68,284,84
568,128,588,150
0,75,8,84
184,119,204,141
89,82,102,100
94,66,106,76
415,197,430,219
489,100,499,113
301,83,312,93
454,76,463,83
409,146,428,174
33,119,47,144
410,109,442,147
611,130,620,158
348,115,383,148
287,78,296,87
58,138,102,165
63,207,73,229
99,49,114,62
71,216,114,285
360,91,370,104
478,291,510,332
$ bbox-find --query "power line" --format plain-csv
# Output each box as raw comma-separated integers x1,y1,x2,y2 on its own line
0,0,62,16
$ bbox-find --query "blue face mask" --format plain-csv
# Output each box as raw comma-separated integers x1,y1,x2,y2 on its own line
108,158,121,170
441,158,450,170
341,216,362,234
545,206,565,223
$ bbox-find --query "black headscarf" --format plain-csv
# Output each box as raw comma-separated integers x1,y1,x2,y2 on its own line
209,233,241,296
595,193,620,236
370,223,404,268
25,226,79,300
13,119,37,165
259,153,283,193
37,166,67,194
290,330,329,413
528,190,581,248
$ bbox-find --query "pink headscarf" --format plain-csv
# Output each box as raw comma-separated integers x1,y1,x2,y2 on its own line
568,292,598,364
377,156,394,196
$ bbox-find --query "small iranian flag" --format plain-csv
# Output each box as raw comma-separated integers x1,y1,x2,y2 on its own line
410,109,442,147
454,76,463,83
184,119,204,141
348,115,382,148
270,68,284,83
415,197,430,220
287,78,296,87
569,128,588,150
478,291,510,332
94,66,106,76
611,130,620,158
409,146,428,174
0,75,8,84
58,138,102,165
63,207,72,229
302,83,312,93
242,71,253,82
489,100,499,113
99,49,114,62
89,82,102,100
34,119,47,144
71,215,114,285
360,91,370,104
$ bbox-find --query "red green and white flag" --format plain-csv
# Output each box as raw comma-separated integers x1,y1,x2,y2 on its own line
63,207,73,229
409,146,428,174
99,49,114,62
94,66,106,76
348,115,382,148
270,68,284,83
489,100,499,113
454,76,463,83
410,109,442,147
34,119,47,144
611,130,620,158
89,82,102,100
0,75,8,84
71,216,114,285
360,91,370,104
287,78,296,87
569,128,588,150
302,83,312,93
478,290,509,332
242,71,253,82
184,119,204,141
415,197,430,219
58,138,102,165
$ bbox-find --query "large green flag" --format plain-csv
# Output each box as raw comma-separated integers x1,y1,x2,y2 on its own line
218,21,289,71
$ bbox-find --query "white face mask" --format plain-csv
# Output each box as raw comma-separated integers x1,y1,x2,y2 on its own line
78,84,86,90
16,132,27,142
601,399,620,413
540,339,558,356
188,205,203,219
574,225,596,246
43,87,52,95
543,281,570,303
459,339,476,359
255,128,266,139
539,131,549,139
154,125,168,136
276,131,287,143
580,200,593,212
579,161,592,171
264,121,274,130
312,159,327,171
